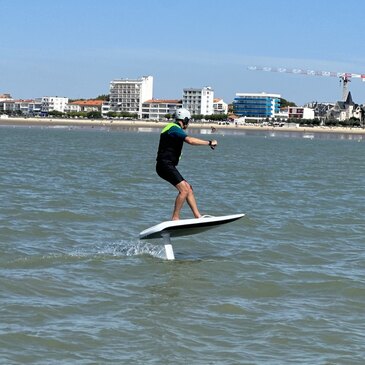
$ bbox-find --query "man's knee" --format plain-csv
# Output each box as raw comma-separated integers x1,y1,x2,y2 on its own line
183,180,194,193
176,180,193,196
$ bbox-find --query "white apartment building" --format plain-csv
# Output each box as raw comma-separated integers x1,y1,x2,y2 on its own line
142,99,182,120
288,106,315,119
41,96,68,114
0,97,67,116
0,99,42,115
109,76,153,119
182,87,214,116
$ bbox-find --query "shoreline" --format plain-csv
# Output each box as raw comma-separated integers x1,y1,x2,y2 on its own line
1,116,365,135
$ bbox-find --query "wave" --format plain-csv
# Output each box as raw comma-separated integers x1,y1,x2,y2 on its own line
91,240,167,259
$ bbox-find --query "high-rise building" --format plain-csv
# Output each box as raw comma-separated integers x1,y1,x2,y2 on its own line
109,76,153,118
182,87,214,116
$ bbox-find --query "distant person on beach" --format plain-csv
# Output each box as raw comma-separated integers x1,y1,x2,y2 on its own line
156,108,218,220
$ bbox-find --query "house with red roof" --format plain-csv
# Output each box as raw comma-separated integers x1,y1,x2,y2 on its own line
67,100,104,113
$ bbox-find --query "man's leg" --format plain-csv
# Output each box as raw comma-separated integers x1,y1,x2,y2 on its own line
172,180,201,220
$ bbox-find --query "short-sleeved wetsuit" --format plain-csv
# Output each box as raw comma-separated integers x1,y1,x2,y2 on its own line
156,122,188,186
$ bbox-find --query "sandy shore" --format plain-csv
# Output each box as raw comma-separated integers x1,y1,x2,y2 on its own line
1,116,365,135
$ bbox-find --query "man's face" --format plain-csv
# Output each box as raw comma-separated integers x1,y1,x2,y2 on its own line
182,118,190,130
178,120,188,130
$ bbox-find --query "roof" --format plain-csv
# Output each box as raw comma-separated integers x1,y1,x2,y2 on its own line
344,92,354,106
70,100,104,106
335,92,356,110
16,99,35,103
143,99,181,104
4,99,34,103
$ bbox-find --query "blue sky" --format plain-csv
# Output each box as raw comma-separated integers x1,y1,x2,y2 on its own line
1,0,365,105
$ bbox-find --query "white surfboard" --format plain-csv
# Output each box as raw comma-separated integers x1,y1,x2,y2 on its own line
139,213,245,240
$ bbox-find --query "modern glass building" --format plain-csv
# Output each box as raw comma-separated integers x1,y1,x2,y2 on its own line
233,92,281,118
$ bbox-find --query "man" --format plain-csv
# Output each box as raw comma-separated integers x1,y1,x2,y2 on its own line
156,108,218,220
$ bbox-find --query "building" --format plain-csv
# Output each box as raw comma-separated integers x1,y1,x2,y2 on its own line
288,106,315,120
109,76,153,119
305,101,335,120
213,98,228,115
41,96,68,115
1,97,67,116
327,92,358,122
0,99,42,115
16,100,40,115
182,87,214,116
0,94,14,114
141,99,182,120
0,100,15,114
0,93,12,102
66,100,104,113
275,108,289,121
306,97,364,123
233,92,281,119
101,102,110,117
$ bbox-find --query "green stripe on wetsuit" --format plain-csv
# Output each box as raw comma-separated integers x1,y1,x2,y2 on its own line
161,122,181,134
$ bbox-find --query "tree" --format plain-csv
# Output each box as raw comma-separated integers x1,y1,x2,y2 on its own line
192,114,204,121
48,110,64,117
280,98,296,108
118,111,137,119
67,111,87,118
87,111,102,119
68,98,85,102
204,114,228,121
106,111,118,118
349,117,360,127
95,94,109,101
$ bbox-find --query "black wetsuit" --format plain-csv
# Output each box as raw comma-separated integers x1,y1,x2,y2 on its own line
156,122,188,186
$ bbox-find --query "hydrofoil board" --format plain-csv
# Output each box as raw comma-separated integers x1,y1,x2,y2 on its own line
139,213,244,240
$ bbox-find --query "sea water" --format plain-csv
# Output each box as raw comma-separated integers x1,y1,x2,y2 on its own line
0,125,364,364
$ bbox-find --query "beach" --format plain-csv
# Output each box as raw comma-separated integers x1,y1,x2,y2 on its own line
1,116,365,135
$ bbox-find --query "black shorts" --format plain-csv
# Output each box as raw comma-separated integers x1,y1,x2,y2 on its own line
156,161,184,187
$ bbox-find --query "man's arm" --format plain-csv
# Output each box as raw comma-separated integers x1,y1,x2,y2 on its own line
185,136,217,149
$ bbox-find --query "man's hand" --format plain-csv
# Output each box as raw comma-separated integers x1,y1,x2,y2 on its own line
209,140,217,150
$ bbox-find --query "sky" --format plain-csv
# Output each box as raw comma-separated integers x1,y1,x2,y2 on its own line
1,0,365,106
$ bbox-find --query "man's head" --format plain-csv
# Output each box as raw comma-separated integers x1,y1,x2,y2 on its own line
175,108,191,129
